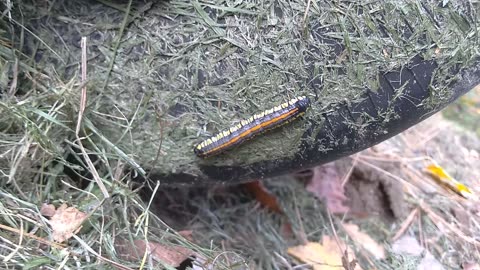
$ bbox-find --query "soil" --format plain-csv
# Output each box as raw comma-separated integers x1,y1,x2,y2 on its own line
338,112,480,223
343,162,406,222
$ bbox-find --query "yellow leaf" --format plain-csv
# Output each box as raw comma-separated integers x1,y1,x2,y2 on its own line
343,223,386,260
287,236,362,270
425,164,477,200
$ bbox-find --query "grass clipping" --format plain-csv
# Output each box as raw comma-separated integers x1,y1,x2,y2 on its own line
1,0,480,269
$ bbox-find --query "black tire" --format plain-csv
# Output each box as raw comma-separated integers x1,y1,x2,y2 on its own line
148,55,480,185
5,1,479,186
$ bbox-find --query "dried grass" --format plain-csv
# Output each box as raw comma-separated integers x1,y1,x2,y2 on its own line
1,0,479,269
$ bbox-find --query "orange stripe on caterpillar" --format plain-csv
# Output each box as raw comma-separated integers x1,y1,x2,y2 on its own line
194,96,311,158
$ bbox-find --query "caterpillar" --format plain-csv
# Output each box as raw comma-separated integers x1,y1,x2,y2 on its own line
194,96,311,158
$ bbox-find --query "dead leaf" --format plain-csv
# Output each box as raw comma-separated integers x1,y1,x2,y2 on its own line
116,238,194,267
391,235,424,256
453,207,472,229
243,180,282,213
287,235,362,270
178,230,194,242
307,163,349,214
280,221,294,239
342,223,386,260
48,203,87,242
462,262,480,270
40,203,56,217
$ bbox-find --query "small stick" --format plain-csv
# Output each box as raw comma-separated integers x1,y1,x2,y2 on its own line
391,207,419,242
0,223,65,250
76,36,110,198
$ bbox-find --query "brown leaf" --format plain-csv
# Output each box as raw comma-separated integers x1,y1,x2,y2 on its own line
243,180,282,213
40,203,56,217
280,221,294,239
48,203,87,242
178,230,194,242
452,208,471,227
287,236,362,270
116,238,194,267
307,163,349,214
342,223,386,260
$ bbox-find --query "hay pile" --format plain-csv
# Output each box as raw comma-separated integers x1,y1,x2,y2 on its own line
1,0,479,268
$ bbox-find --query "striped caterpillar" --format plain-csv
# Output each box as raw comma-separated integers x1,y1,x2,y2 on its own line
194,96,311,158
